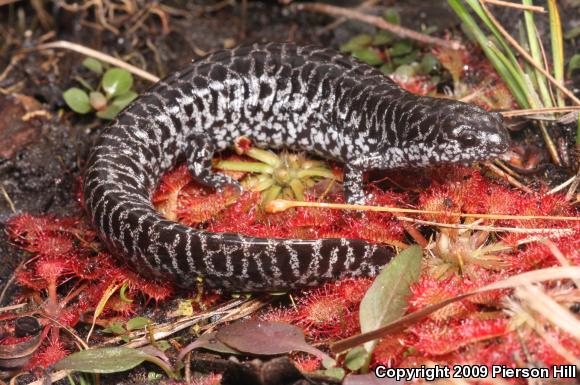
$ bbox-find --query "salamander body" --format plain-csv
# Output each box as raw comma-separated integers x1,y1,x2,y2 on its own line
83,42,509,291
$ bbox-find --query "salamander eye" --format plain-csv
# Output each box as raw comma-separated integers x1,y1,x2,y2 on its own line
460,132,478,146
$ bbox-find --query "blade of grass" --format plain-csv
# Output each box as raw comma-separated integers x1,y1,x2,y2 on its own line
477,0,580,105
447,0,529,107
522,0,553,108
466,0,521,69
487,42,532,107
547,0,565,107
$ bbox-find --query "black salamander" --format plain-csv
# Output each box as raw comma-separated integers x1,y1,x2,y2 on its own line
83,42,509,291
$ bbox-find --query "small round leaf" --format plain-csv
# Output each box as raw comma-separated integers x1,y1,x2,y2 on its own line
112,91,138,109
102,68,133,97
96,104,123,120
352,48,384,66
63,87,92,114
340,34,373,53
82,58,103,75
126,317,150,331
89,91,107,111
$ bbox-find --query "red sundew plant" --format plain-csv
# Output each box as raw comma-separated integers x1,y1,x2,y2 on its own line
4,147,579,376
263,279,371,342
408,317,509,356
5,212,173,370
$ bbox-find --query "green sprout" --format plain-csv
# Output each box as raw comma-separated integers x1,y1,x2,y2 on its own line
215,137,338,205
339,7,440,79
63,58,138,120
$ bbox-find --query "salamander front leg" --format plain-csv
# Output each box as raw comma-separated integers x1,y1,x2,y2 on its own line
186,137,242,193
343,164,367,205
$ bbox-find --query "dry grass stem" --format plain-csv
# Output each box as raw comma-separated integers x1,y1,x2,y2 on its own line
542,239,580,287
482,0,545,13
397,216,574,234
500,106,580,118
482,161,534,194
548,174,579,195
515,285,580,341
266,199,578,221
293,2,463,50
34,40,160,82
316,0,381,36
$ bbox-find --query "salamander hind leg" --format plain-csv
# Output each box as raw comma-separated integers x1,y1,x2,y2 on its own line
186,135,242,193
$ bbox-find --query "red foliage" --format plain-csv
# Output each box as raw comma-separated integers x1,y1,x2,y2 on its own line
26,334,68,370
263,279,371,342
5,150,579,374
409,317,509,356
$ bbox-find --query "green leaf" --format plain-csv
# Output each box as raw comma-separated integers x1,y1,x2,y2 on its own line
55,347,178,379
344,346,368,371
54,347,150,374
82,58,103,75
393,51,418,66
419,54,440,74
96,104,123,120
382,8,401,25
372,31,394,46
112,91,138,109
379,62,394,75
89,92,107,111
388,41,413,57
156,340,171,351
323,367,346,380
103,321,125,335
119,283,133,303
102,68,133,97
340,34,373,53
352,48,384,66
393,64,417,80
567,54,580,77
126,317,150,331
63,87,92,114
359,245,422,354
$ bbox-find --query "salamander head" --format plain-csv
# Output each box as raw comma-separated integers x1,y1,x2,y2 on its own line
399,99,510,167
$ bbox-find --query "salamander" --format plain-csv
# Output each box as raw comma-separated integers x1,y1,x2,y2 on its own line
83,42,509,291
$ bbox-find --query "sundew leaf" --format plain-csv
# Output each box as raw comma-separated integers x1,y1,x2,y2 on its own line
216,319,333,362
359,245,422,353
82,58,103,75
102,68,133,97
63,87,92,114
